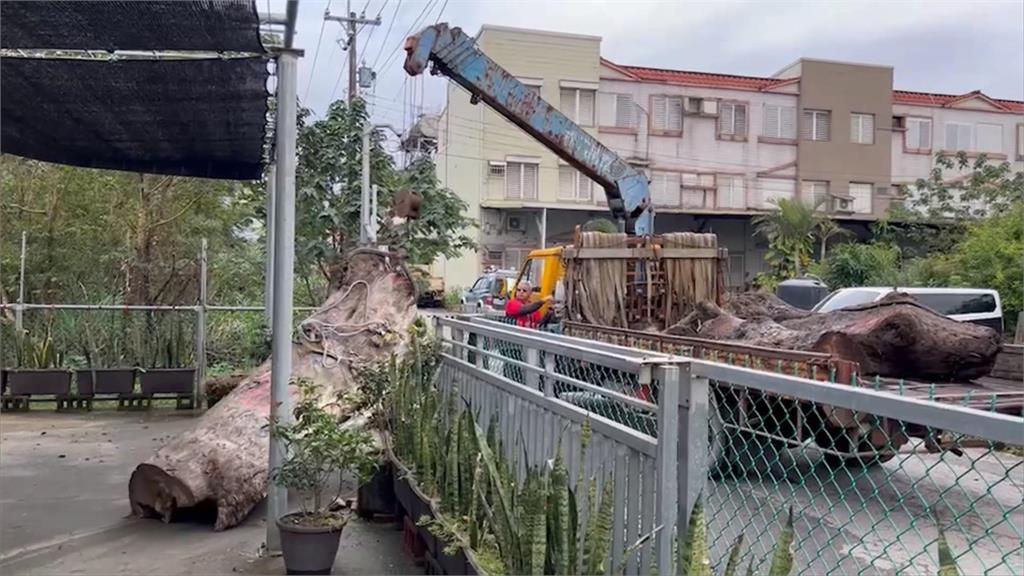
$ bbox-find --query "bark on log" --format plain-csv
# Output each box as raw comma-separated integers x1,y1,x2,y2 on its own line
686,293,1000,381
128,250,417,530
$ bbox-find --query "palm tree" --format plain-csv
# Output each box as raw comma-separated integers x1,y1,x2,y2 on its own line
752,198,821,277
815,218,854,260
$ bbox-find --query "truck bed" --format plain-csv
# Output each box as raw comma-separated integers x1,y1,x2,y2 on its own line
565,322,1024,415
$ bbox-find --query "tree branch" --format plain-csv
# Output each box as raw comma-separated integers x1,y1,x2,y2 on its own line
2,202,47,215
151,195,201,230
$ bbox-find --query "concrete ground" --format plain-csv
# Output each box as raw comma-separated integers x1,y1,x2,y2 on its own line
0,411,417,575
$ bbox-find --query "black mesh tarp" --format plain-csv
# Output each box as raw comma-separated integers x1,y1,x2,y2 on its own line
1,1,264,53
1,57,268,180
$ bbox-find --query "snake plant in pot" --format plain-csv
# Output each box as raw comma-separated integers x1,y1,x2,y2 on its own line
269,380,377,575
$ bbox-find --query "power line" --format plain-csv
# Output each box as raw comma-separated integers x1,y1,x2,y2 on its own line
303,1,332,103
433,0,448,24
370,0,402,70
377,0,436,74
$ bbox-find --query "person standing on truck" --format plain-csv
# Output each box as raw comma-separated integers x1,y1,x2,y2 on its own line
506,281,552,328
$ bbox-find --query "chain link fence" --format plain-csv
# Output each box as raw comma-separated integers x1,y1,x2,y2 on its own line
451,315,1023,575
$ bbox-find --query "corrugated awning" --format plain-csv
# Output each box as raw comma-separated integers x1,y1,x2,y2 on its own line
0,0,269,181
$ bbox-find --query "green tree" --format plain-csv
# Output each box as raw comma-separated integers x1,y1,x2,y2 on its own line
907,152,1023,220
294,98,474,295
752,197,823,278
581,218,620,234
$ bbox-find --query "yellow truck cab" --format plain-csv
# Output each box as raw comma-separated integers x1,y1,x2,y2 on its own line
510,247,565,308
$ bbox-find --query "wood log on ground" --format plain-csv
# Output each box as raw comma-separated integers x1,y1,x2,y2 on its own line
128,249,417,530
682,292,1000,381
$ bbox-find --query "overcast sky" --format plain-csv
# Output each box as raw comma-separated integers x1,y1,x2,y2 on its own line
265,0,1024,131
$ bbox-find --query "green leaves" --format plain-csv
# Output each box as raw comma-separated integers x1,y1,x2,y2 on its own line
936,520,960,576
767,507,794,576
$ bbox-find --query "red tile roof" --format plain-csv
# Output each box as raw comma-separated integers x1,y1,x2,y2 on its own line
607,63,788,91
893,90,1024,113
603,59,1024,112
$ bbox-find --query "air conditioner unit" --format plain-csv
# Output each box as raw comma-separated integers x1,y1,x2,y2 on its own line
702,99,719,116
684,97,703,114
834,198,854,213
505,213,525,231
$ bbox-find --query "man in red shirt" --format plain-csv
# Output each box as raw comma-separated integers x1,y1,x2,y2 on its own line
505,281,551,328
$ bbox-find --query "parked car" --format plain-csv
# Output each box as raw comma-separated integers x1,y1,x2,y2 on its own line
462,269,517,313
813,287,1003,332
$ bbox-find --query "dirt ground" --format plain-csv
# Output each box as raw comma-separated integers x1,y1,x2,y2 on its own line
0,411,417,575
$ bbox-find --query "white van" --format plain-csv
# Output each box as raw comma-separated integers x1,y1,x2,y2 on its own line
812,287,1003,332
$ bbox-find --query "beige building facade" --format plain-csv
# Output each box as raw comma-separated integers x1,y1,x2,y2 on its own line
434,25,1024,290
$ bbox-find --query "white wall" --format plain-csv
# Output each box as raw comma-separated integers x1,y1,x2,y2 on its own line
598,77,799,211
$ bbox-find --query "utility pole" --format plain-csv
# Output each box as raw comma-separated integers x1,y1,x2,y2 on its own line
325,2,380,102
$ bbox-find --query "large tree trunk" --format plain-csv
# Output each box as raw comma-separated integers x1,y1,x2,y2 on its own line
128,249,417,530
682,293,1001,382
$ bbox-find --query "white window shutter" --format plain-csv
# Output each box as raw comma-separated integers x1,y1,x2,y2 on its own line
578,174,592,201
919,120,931,149
652,96,667,130
668,97,683,131
781,106,796,139
801,110,813,140
681,172,699,188
560,89,575,121
558,166,575,200
506,163,522,199
849,183,873,213
616,94,635,128
977,123,1002,153
522,163,538,199
718,104,731,133
735,105,746,135
598,92,616,127
579,90,595,126
818,112,831,141
764,105,780,138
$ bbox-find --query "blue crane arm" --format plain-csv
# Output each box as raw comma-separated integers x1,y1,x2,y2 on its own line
404,23,653,235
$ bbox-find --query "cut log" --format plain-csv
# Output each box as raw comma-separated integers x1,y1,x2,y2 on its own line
687,292,1000,382
128,249,417,530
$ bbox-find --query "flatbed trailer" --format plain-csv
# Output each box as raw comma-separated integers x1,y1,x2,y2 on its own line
565,321,1024,466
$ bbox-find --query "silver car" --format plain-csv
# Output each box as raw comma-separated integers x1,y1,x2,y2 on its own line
462,270,517,313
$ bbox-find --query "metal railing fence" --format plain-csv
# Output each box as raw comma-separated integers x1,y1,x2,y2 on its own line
437,315,1024,575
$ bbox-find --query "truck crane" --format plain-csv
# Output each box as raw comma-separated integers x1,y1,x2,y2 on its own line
403,23,653,235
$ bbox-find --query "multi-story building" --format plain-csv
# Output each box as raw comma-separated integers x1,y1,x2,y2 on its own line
433,25,1024,289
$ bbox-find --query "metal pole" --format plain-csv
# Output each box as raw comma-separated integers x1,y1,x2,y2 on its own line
264,164,277,327
195,239,208,408
347,3,357,102
360,122,371,245
540,207,548,249
267,48,300,554
369,184,379,244
16,231,26,332
676,362,710,561
654,365,680,572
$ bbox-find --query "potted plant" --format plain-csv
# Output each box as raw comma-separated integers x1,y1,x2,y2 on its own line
270,380,377,575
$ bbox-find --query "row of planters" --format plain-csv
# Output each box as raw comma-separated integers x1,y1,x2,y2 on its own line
0,367,196,410
268,323,966,576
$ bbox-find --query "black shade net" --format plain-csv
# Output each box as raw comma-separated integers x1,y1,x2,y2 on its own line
1,57,269,180
1,0,265,53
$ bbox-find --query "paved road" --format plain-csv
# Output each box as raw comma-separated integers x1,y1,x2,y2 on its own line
0,411,415,575
704,441,1024,575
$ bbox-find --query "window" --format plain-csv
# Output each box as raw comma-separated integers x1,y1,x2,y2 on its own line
1017,124,1024,160
506,162,539,200
801,109,831,141
944,122,973,151
718,103,747,137
488,161,506,178
560,88,596,126
682,172,715,208
649,171,680,206
685,97,704,114
651,95,683,133
850,113,875,144
558,166,593,201
757,178,796,207
717,175,745,208
519,78,542,96
599,93,637,129
976,123,1003,154
915,292,996,315
763,104,797,139
802,180,828,209
848,183,873,214
905,118,932,151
